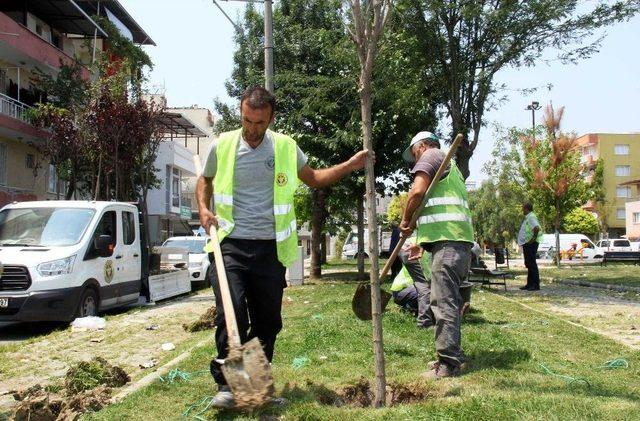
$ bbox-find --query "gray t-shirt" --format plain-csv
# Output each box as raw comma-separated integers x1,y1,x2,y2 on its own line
410,148,449,179
203,131,308,239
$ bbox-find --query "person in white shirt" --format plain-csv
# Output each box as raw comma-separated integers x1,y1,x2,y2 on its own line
517,202,542,291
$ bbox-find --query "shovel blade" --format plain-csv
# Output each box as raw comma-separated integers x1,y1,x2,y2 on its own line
222,337,275,408
352,282,392,321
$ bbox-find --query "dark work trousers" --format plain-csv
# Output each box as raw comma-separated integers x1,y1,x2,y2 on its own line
398,248,434,328
428,241,472,368
522,242,540,289
207,237,287,386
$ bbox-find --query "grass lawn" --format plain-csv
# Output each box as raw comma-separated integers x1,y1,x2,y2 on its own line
86,281,640,420
539,265,640,288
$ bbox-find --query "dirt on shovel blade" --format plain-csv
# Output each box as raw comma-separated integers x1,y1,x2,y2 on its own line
222,338,275,409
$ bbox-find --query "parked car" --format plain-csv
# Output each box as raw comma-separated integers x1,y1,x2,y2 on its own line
595,238,633,254
538,234,601,259
0,201,191,322
162,236,210,283
341,228,391,259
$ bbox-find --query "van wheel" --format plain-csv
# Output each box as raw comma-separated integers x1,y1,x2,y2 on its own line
356,252,369,259
76,288,99,318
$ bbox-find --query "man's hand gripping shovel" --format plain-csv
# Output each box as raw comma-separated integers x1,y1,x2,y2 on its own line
351,134,464,321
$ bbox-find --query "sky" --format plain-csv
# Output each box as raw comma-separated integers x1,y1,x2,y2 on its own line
120,0,640,183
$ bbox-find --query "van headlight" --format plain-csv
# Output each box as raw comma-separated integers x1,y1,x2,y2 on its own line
37,255,76,277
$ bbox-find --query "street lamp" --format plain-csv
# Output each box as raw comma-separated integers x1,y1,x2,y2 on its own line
525,101,541,141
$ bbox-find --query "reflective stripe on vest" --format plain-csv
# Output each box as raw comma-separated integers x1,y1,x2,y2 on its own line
416,161,474,245
205,129,300,267
418,213,473,225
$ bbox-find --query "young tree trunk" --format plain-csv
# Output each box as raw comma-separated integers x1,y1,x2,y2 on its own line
310,188,327,279
555,200,561,269
360,74,385,408
357,192,366,280
94,155,102,201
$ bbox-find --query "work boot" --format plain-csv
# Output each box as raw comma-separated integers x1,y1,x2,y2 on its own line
211,385,235,409
422,361,460,380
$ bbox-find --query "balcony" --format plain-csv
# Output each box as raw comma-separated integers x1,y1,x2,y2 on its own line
580,154,597,169
0,12,91,80
0,93,32,124
0,92,48,143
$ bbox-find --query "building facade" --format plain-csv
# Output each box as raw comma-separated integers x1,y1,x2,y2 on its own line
0,0,154,208
577,133,640,237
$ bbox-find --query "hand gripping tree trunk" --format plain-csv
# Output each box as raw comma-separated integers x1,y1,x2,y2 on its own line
346,0,393,408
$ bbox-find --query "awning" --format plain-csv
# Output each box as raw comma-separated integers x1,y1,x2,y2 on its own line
0,0,107,37
160,112,208,138
76,0,156,45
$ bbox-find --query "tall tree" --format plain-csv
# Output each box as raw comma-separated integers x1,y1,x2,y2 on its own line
521,105,590,267
400,0,639,179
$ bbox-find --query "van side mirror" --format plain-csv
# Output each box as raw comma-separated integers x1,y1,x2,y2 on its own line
95,235,114,257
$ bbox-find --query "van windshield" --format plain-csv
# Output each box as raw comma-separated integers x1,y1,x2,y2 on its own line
0,207,95,247
163,239,207,254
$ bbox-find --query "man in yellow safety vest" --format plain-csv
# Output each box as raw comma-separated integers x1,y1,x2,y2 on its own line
399,131,474,379
196,86,369,407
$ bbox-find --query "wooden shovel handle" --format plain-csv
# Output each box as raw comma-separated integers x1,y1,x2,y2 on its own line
209,226,242,347
380,134,464,280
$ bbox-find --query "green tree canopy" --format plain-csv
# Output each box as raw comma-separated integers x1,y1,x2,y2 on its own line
562,207,599,235
396,0,639,179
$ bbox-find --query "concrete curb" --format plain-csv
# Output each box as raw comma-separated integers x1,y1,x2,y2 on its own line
556,279,640,293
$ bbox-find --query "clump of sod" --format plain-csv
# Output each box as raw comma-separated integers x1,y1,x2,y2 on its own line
64,357,130,394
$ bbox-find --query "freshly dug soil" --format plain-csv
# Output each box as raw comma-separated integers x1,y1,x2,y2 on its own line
11,386,111,421
64,357,129,394
182,306,217,332
303,377,437,407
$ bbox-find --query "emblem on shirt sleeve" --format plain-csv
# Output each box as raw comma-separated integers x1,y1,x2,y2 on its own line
276,172,288,187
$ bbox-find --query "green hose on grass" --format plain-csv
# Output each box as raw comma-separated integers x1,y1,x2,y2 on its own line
538,363,591,387
159,368,209,384
599,358,629,369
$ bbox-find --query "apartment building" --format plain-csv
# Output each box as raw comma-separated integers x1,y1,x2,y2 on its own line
577,133,640,237
0,0,154,207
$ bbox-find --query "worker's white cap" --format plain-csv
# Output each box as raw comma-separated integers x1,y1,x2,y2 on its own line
402,131,441,163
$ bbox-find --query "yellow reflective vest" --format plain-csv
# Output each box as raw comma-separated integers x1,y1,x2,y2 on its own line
204,129,300,267
416,162,474,245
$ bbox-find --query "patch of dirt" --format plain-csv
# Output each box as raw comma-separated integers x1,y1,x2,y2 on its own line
182,306,217,332
294,378,440,408
11,385,111,421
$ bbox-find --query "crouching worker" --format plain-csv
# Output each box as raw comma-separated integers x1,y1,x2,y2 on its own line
390,241,434,329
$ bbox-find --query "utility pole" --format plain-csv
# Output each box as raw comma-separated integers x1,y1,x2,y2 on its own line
264,0,274,93
213,0,274,93
526,101,541,141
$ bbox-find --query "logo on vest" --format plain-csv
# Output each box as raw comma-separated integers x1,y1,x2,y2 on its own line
276,172,288,187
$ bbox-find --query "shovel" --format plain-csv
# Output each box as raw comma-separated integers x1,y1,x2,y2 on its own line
209,225,275,407
352,134,464,320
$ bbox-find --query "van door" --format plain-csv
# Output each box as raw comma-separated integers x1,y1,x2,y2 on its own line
117,207,141,303
84,209,122,309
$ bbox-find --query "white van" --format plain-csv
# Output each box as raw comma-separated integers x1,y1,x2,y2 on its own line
0,201,190,322
538,234,601,259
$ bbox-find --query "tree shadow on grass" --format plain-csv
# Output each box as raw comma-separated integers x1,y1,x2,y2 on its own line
464,348,532,373
313,271,366,283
